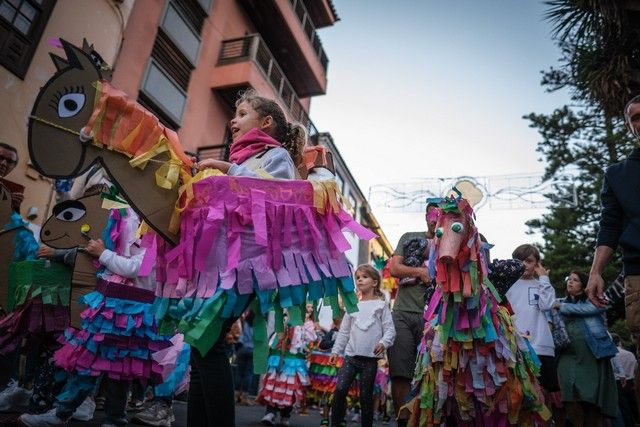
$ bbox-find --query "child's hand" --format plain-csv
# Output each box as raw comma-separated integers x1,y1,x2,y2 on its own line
37,245,55,259
85,238,105,258
329,353,339,365
196,159,232,173
373,343,385,356
534,262,549,277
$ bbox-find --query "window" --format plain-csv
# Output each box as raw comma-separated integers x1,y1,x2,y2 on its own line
140,59,187,128
139,0,205,128
0,0,54,78
196,0,212,14
347,193,358,218
161,2,200,66
335,172,344,193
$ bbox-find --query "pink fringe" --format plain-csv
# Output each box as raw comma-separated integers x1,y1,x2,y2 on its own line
146,176,374,298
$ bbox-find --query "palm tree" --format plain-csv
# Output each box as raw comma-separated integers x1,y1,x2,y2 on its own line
544,0,640,119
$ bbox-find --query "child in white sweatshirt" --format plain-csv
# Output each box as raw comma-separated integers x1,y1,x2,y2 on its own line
330,265,395,427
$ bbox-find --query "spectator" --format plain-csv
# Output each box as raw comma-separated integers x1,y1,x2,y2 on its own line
508,245,559,400
0,142,23,212
612,333,639,425
554,271,618,425
235,311,257,405
588,95,640,333
387,202,437,425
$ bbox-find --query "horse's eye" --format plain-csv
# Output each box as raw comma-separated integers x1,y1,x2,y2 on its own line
451,222,464,233
435,227,444,238
55,206,86,221
58,93,85,118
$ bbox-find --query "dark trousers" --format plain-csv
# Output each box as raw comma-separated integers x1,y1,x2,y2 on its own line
187,330,236,427
331,355,378,427
235,347,255,394
617,379,640,426
266,404,293,418
56,375,129,426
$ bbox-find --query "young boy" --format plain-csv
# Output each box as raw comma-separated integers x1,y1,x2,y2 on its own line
507,244,559,397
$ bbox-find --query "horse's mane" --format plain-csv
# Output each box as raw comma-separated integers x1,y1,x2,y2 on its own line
84,81,193,187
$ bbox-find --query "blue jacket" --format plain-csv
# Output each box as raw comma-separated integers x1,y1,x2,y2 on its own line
558,297,618,360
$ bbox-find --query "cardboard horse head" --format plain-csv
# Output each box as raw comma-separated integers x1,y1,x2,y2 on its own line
28,39,192,245
40,189,110,326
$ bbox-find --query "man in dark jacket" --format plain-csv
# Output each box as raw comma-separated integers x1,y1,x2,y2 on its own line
588,95,640,333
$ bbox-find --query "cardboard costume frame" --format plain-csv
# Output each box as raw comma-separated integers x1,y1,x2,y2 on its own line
40,190,110,326
28,39,192,245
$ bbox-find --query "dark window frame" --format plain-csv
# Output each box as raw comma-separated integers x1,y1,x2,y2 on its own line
0,0,55,79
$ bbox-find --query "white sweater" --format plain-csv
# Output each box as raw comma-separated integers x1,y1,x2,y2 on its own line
506,276,556,357
332,299,396,358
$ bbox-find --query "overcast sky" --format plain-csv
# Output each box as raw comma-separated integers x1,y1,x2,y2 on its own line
311,0,572,260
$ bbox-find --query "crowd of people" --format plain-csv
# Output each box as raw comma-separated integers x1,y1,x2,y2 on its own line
3,60,640,427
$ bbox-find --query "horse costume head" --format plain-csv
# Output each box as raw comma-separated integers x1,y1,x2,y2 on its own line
40,189,108,249
29,40,104,177
429,193,484,298
28,39,192,245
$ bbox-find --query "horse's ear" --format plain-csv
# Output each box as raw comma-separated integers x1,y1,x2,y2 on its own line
49,53,68,71
82,38,93,53
60,38,98,74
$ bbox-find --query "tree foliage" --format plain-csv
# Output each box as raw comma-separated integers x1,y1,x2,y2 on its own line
525,2,640,291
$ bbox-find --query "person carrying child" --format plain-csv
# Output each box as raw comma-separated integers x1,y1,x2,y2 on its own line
330,265,396,427
191,89,307,426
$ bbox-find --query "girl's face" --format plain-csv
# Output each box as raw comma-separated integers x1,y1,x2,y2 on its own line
229,101,269,142
355,269,377,295
566,273,584,297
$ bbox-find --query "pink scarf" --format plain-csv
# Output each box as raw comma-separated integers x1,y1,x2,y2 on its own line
229,128,282,165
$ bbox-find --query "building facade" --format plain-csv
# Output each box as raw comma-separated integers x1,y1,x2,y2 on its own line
0,0,391,263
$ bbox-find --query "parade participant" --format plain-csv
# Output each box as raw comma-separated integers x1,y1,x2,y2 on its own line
20,200,187,427
387,202,437,422
330,265,396,427
308,313,346,426
612,333,640,426
258,317,317,426
372,359,390,422
195,89,305,179
588,95,640,334
189,89,306,427
400,195,549,426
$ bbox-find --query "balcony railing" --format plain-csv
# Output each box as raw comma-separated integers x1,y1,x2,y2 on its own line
219,34,318,137
288,0,329,72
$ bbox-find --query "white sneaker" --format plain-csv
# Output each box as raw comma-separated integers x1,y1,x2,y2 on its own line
71,396,96,421
280,416,290,426
261,412,276,426
350,412,361,423
19,408,66,426
0,379,32,411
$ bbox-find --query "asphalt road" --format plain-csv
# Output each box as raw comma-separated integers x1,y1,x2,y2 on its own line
1,402,393,426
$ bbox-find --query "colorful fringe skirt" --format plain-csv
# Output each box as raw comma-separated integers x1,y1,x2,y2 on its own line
53,279,189,395
0,259,70,355
257,353,309,408
144,175,375,365
308,350,359,401
403,286,551,426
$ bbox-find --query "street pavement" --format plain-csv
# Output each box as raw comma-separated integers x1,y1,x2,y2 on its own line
1,402,393,426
